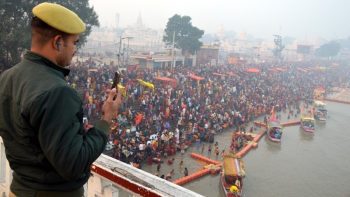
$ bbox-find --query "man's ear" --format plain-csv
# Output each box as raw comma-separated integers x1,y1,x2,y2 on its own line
53,35,62,51
56,42,60,51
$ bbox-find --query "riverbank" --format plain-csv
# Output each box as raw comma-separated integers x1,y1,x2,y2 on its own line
328,87,350,102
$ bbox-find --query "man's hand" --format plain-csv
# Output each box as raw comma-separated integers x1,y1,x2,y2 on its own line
101,88,122,124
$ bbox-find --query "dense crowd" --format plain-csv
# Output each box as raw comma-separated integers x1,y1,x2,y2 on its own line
65,58,349,175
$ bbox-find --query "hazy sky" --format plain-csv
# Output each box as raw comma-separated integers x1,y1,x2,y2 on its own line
89,0,349,40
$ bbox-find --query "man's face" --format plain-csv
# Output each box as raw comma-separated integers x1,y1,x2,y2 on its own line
56,34,79,67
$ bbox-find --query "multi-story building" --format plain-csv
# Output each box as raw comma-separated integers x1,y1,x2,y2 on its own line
196,45,220,66
82,13,165,57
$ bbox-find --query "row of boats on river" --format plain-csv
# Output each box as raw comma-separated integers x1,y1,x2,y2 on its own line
268,100,327,142
220,100,328,196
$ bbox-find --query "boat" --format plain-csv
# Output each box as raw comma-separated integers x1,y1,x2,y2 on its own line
300,116,315,133
313,100,327,121
220,155,245,197
266,106,282,142
267,121,282,142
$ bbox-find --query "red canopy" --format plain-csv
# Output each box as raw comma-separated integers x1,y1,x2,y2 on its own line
154,76,177,87
189,73,204,81
154,77,176,82
246,68,260,73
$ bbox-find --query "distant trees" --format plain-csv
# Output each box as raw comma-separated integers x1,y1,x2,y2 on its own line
315,41,341,58
163,14,204,55
0,0,99,69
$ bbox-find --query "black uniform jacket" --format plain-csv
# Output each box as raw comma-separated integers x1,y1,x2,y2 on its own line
0,52,110,192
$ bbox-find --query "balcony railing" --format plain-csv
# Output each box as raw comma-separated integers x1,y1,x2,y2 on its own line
0,138,202,197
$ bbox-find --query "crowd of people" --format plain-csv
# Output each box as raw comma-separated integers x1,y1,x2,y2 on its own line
66,58,349,180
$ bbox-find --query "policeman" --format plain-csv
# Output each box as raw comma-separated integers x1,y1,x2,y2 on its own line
0,2,121,197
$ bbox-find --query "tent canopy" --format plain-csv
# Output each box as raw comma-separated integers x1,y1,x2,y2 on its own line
189,73,204,81
154,77,177,83
137,79,155,90
246,68,260,73
154,77,177,87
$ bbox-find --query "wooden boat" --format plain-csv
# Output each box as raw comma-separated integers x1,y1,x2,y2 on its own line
313,100,327,121
300,116,315,133
267,121,282,142
220,155,245,197
266,106,282,142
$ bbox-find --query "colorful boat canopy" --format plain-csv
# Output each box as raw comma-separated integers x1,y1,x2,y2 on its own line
223,156,244,177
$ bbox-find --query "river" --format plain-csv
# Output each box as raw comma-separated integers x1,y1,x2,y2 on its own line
143,101,350,197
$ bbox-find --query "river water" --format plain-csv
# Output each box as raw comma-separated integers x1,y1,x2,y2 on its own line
143,101,350,197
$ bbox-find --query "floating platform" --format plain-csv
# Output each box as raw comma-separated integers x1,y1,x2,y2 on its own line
190,153,221,165
173,153,222,186
174,118,302,186
173,168,210,185
235,128,266,158
281,120,300,126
